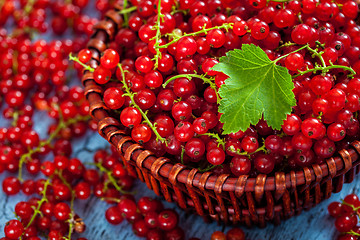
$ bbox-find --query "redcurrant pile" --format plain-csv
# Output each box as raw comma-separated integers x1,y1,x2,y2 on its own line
105,194,185,239
1,144,138,240
328,193,360,240
74,0,360,178
0,0,129,239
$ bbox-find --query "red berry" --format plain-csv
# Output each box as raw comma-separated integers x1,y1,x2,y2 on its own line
230,156,251,176
328,202,344,218
105,206,123,225
3,177,21,195
226,228,245,240
78,49,92,64
157,209,178,231
335,213,357,232
100,49,120,69
4,220,24,239
53,202,71,221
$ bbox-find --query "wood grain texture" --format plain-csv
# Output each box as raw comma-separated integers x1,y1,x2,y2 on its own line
0,116,359,239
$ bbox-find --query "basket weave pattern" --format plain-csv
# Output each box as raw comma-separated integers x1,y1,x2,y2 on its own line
83,6,360,227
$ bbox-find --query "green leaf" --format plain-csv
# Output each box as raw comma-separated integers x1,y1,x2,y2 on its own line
212,44,296,134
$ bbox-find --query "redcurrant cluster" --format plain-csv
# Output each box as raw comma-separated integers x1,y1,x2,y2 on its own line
105,195,184,239
74,0,360,178
1,144,137,240
328,193,360,240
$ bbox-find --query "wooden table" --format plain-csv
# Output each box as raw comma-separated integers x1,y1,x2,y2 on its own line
0,111,358,239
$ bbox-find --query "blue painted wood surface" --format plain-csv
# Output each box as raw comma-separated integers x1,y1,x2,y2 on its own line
0,111,359,240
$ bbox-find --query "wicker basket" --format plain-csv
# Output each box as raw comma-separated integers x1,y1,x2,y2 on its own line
82,6,360,228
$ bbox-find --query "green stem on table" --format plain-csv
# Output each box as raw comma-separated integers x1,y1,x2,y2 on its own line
56,171,76,240
95,162,132,195
199,132,226,150
25,178,52,229
69,53,94,72
117,63,166,143
64,195,76,240
17,114,90,182
162,73,220,103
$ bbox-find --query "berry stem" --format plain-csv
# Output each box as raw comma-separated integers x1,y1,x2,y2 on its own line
56,170,76,240
304,45,356,77
69,53,95,72
100,197,121,203
274,44,309,63
151,0,164,69
56,170,73,196
170,8,187,15
346,230,360,237
158,23,234,50
180,146,185,165
118,5,137,15
95,162,132,195
12,50,18,75
17,113,90,182
64,212,75,240
274,44,356,78
198,164,220,173
306,45,327,68
25,177,52,229
24,0,36,15
230,144,267,157
120,4,137,27
117,63,166,143
199,132,225,150
292,64,356,78
123,0,128,9
341,200,360,212
162,73,220,103
11,111,19,127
